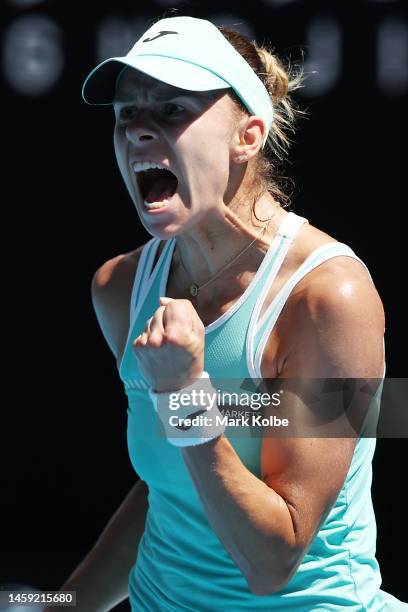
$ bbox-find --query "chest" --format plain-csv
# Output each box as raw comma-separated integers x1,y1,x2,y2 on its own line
165,262,300,379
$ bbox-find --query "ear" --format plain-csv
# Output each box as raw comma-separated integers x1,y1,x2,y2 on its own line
231,115,266,164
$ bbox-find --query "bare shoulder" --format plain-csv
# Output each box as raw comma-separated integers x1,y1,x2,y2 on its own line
299,255,385,359
91,247,143,301
271,220,386,379
299,223,384,321
290,220,384,322
91,245,146,363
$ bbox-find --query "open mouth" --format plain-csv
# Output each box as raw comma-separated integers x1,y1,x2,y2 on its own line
137,168,179,209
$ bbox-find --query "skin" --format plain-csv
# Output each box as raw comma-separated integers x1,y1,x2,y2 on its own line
92,67,385,595
113,69,277,296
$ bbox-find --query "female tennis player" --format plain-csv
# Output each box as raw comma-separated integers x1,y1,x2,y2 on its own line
46,15,407,612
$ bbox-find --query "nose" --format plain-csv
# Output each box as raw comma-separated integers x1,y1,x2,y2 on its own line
125,116,159,146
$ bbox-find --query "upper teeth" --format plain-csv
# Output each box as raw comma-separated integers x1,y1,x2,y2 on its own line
132,161,169,173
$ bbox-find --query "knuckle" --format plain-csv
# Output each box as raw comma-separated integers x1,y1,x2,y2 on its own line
148,333,162,348
174,299,190,310
162,330,181,345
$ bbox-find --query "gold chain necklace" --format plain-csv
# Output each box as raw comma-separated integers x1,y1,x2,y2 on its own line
179,214,275,297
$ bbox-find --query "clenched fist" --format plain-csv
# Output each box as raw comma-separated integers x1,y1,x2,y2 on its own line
132,296,205,393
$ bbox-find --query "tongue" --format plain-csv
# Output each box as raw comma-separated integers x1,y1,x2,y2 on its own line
145,174,178,203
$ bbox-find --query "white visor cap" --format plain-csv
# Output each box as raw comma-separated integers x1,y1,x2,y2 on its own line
82,16,274,148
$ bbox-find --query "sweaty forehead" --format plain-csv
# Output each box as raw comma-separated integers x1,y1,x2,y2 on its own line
114,67,188,102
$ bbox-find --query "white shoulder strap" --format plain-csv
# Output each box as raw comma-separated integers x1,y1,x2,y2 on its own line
129,238,160,330
250,242,369,379
246,212,308,377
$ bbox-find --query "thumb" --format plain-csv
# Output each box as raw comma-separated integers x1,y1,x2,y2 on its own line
159,296,174,305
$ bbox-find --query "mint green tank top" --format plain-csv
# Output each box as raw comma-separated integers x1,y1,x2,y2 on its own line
119,212,407,611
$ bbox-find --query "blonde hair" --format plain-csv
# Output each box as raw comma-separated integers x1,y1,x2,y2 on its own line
218,26,306,210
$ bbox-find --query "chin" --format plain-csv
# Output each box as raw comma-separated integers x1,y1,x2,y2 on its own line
138,217,184,240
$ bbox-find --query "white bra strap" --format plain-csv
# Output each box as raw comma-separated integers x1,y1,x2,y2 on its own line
246,212,308,378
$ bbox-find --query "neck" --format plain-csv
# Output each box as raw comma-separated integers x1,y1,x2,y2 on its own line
172,193,286,302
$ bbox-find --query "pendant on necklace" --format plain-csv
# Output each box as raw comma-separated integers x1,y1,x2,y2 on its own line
190,283,199,297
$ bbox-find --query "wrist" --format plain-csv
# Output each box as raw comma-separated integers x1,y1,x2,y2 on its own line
149,371,226,447
151,368,205,393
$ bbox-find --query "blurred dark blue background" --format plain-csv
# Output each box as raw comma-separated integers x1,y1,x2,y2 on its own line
2,0,407,608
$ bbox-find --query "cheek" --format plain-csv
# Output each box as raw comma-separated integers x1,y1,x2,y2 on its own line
113,129,128,175
113,128,123,159
182,119,231,173
113,129,135,199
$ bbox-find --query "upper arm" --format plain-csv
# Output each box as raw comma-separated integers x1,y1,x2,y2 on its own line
260,258,385,580
91,247,144,361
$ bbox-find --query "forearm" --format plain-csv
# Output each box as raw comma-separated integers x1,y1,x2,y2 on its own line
46,479,149,612
181,437,296,594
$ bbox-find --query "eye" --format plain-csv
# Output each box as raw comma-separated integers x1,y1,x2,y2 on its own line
117,105,138,122
162,102,185,115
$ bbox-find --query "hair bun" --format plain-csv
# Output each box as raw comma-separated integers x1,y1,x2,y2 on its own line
255,46,289,104
218,25,306,208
